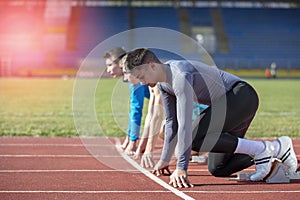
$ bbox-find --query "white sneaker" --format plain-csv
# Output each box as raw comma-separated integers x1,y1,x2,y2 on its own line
276,136,298,174
250,141,275,181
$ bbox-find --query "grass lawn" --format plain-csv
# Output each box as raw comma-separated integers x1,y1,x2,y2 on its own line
0,77,299,138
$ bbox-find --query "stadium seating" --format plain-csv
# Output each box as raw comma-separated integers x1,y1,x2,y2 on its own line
2,5,300,76
74,7,300,69
217,8,300,69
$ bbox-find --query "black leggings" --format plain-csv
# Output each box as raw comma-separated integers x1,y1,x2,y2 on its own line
192,82,259,177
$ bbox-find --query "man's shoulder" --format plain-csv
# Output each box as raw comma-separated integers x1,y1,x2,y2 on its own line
165,59,188,66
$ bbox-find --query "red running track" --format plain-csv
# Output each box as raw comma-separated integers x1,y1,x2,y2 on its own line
0,137,299,200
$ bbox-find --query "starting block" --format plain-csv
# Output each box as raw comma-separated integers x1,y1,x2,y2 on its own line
190,155,208,164
229,159,300,183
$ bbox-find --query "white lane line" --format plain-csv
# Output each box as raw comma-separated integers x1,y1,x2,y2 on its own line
185,190,300,194
0,169,139,173
0,190,299,194
114,138,195,200
0,144,108,147
2,169,245,173
2,154,296,159
1,143,299,148
0,169,211,173
0,190,170,194
0,155,122,158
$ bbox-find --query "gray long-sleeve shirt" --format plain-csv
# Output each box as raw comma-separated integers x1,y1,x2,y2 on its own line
157,60,242,170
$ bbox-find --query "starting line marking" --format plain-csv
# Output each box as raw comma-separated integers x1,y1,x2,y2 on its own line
0,190,171,194
0,169,139,173
1,143,299,148
0,155,122,158
114,138,195,200
0,144,110,147
184,190,300,194
0,190,299,194
0,169,211,173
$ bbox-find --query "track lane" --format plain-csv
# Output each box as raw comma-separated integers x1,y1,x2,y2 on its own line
0,137,299,200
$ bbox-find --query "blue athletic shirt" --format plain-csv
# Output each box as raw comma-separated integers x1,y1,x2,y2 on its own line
157,60,242,170
127,83,150,141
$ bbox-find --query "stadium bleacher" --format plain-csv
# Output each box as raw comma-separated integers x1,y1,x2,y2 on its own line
218,8,300,69
1,4,300,77
74,6,300,70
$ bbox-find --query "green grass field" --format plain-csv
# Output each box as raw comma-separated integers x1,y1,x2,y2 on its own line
0,78,299,138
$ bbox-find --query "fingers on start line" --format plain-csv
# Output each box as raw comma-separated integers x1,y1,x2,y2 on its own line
169,175,194,188
152,167,172,177
131,153,193,188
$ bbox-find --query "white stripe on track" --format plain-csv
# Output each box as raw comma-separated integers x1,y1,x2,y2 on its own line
0,143,299,147
0,169,139,173
114,138,195,200
0,190,170,194
0,169,213,173
0,144,107,147
0,155,121,158
0,190,299,194
0,143,300,148
184,190,300,194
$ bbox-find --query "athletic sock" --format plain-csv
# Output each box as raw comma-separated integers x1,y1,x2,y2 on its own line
272,140,280,157
234,138,266,157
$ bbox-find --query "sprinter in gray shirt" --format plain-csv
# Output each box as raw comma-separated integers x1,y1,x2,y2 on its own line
124,48,297,188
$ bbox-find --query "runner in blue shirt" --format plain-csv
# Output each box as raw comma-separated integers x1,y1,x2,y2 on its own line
103,47,149,155
126,79,150,147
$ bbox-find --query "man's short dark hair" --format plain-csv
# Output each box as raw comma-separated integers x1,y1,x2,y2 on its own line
125,48,161,72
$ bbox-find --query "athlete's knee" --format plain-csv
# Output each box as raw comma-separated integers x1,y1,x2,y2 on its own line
208,165,232,177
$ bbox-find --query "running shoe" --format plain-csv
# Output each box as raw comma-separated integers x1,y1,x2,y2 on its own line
250,141,275,181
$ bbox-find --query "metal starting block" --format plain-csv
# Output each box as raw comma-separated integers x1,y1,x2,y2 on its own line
229,159,300,183
190,155,208,164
